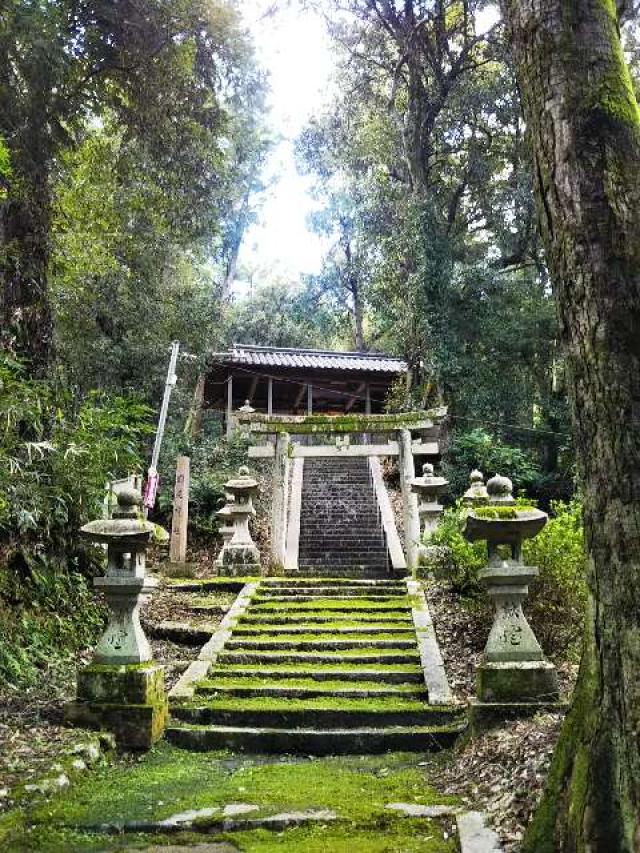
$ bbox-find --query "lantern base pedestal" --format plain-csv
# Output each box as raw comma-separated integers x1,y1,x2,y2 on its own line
219,544,260,576
477,659,559,703
469,696,568,734
65,662,167,749
469,660,562,735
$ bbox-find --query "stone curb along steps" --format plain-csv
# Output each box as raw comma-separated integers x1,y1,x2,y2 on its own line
167,576,467,754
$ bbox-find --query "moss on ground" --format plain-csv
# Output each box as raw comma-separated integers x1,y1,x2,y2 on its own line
2,746,458,851
228,818,457,852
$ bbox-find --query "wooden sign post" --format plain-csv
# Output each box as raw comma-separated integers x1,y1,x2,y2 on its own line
169,456,190,564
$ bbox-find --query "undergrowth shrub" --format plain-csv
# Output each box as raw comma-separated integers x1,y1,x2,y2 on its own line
523,499,587,656
157,428,251,536
443,428,542,499
0,354,152,686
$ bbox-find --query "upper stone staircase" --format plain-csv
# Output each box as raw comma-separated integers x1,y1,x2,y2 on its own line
297,458,390,576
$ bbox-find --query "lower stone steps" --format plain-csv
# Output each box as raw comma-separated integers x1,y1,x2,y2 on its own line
212,665,425,683
166,722,465,754
224,638,417,651
233,624,415,635
168,576,464,755
217,650,421,665
194,680,428,700
171,696,455,728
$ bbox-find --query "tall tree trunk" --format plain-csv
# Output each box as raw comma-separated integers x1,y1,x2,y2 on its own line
501,1,640,850
0,182,53,375
351,276,365,351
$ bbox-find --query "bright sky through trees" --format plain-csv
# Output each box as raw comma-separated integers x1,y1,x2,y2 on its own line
238,2,334,285
239,2,501,287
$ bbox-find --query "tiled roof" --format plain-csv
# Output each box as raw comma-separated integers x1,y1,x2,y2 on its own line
218,345,407,374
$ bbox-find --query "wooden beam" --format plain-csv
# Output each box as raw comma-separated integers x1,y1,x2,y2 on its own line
248,375,259,402
226,374,233,437
293,384,307,409
344,382,366,414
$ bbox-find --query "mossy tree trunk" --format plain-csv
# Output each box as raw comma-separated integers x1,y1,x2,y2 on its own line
501,1,640,850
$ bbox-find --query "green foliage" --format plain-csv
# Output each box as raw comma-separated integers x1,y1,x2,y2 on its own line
423,498,587,656
422,503,487,592
0,355,153,686
157,427,251,535
0,354,152,548
523,499,588,655
0,556,106,687
225,282,341,350
443,428,542,498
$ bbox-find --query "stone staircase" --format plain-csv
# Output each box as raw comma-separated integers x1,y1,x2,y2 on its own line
167,577,465,754
298,458,390,576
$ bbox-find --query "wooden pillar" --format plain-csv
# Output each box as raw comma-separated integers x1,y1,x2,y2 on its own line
307,384,313,415
226,374,233,436
365,384,372,415
169,456,190,564
271,432,290,567
398,428,420,568
267,377,273,416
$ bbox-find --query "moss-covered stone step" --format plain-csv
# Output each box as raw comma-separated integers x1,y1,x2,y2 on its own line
251,599,412,612
252,594,409,604
195,679,428,700
257,585,407,597
171,695,458,728
217,650,421,665
212,664,425,683
238,612,414,625
165,721,466,754
260,577,407,586
232,624,416,635
224,638,417,651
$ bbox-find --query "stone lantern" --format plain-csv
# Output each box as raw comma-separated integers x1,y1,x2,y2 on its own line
464,478,559,726
65,485,168,748
411,463,449,537
220,466,260,575
462,470,489,506
215,494,235,569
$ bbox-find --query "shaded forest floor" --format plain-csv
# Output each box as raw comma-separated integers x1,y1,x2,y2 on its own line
0,570,578,851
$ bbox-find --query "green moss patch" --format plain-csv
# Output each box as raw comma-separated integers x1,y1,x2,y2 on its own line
229,818,457,852
17,746,457,837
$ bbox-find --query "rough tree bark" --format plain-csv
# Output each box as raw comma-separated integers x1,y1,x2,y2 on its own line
501,1,640,850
